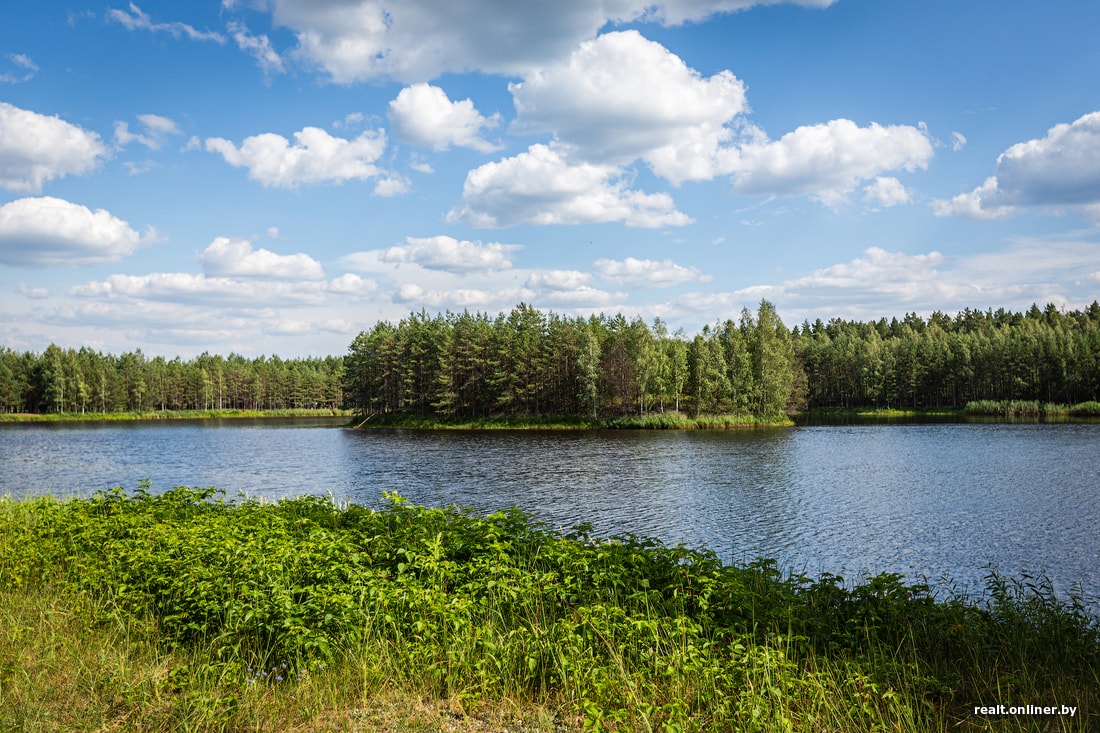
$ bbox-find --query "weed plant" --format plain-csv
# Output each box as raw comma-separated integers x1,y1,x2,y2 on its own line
1,486,1097,731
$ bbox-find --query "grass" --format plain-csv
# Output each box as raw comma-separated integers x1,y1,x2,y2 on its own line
0,408,354,423
964,400,1100,418
1,486,1097,731
356,411,792,430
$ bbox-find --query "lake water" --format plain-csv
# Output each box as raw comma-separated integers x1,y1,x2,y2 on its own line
2,419,1098,608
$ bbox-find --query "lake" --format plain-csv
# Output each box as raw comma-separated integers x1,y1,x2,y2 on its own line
2,418,1098,608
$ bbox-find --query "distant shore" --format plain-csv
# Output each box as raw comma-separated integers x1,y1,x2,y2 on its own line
0,408,354,423
352,412,793,430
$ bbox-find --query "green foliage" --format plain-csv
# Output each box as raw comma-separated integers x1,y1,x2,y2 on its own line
795,302,1100,410
0,346,345,415
345,301,803,423
2,488,1098,731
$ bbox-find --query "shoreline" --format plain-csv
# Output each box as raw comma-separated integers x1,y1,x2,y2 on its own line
0,408,354,423
2,489,1096,731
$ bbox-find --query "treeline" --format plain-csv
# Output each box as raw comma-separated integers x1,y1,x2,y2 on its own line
7,301,1100,418
344,301,801,421
0,345,344,414
794,302,1100,408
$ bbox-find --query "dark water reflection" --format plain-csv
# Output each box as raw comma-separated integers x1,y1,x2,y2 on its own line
2,419,1097,607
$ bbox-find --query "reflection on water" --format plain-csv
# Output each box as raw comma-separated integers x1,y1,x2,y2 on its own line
2,419,1098,607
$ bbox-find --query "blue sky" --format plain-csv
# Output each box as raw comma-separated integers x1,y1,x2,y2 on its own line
1,0,1099,358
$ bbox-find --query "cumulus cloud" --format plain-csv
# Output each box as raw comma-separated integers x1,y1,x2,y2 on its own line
259,0,835,83
1,53,38,84
862,176,911,207
373,175,411,197
199,237,326,280
727,119,934,205
594,256,710,287
951,131,967,152
393,283,517,308
524,270,593,290
204,126,387,188
379,235,518,272
388,84,501,152
448,144,693,228
107,3,226,43
510,30,748,183
933,111,1100,221
0,102,108,193
0,197,153,267
69,272,331,306
466,31,930,221
328,273,379,295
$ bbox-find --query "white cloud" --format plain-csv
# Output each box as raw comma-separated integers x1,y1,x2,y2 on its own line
229,21,286,76
951,131,967,152
933,111,1100,221
198,237,326,280
1,53,38,84
727,119,934,204
862,176,911,207
328,273,379,296
114,113,181,150
667,237,1100,327
388,84,501,152
509,30,748,183
393,282,519,308
107,3,226,43
0,197,153,267
448,143,693,228
0,102,108,193
379,235,518,272
594,256,709,287
373,175,410,197
69,272,330,306
524,270,593,290
204,126,387,188
261,0,835,83
18,283,49,299
931,176,1012,220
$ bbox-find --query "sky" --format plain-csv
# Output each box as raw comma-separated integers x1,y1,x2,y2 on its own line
1,0,1099,358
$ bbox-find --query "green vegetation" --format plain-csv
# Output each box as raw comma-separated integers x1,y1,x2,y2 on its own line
964,400,1100,418
345,301,802,424
2,486,1097,731
795,302,1100,409
0,408,354,423
0,347,344,415
358,411,791,430
6,301,1100,424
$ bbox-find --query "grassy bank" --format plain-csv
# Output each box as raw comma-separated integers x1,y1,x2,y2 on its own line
797,406,963,420
964,400,1100,418
0,408,354,423
355,412,792,430
1,487,1097,731
799,401,1100,422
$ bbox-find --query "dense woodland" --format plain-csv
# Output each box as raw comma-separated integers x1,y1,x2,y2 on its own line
3,301,1100,417
0,347,343,414
796,302,1100,408
344,301,799,421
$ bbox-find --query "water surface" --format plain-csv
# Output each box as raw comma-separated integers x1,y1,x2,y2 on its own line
2,419,1096,606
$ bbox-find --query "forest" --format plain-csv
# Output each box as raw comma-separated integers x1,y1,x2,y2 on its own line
3,300,1100,418
0,346,344,414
